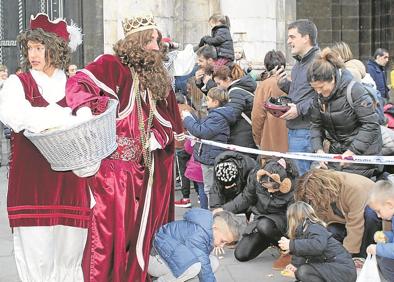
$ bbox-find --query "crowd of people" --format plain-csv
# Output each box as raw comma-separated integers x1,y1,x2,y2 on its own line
0,10,393,282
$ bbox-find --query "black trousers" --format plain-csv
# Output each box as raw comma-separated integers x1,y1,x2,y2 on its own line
234,217,283,262
295,264,324,282
176,149,191,198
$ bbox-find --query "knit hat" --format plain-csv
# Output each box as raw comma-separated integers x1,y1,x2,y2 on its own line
215,161,239,186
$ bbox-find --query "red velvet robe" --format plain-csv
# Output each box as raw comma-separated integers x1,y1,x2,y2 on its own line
66,54,183,282
7,71,90,228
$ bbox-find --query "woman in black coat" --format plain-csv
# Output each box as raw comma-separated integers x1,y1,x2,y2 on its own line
210,150,257,209
216,158,297,263
279,201,357,282
308,47,382,178
213,65,257,149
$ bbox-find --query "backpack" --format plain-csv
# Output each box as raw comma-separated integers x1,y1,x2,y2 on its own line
346,80,387,125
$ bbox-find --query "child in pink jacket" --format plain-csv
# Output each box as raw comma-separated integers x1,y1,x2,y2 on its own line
184,139,207,209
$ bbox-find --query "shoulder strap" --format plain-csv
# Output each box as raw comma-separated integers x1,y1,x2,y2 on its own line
228,86,254,125
228,86,255,97
346,80,356,109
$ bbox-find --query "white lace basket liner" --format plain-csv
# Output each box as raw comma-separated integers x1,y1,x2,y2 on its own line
24,99,118,171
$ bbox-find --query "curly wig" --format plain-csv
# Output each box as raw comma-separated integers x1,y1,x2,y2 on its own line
295,169,343,216
113,29,170,100
17,28,71,71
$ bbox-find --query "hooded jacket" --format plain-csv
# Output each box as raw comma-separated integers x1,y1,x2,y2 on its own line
210,151,257,208
199,24,234,61
223,168,294,233
227,75,257,148
153,208,215,282
184,106,235,165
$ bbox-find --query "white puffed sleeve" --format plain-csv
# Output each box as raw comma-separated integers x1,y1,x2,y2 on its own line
0,74,74,133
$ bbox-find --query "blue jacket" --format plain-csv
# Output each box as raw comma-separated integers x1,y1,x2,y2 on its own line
367,59,389,99
184,106,235,165
377,218,394,259
153,208,215,282
285,46,320,129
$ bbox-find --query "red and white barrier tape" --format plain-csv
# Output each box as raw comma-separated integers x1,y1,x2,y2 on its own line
185,135,394,165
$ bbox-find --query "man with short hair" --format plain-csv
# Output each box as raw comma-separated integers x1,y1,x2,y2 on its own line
367,48,390,102
278,19,319,176
195,45,217,93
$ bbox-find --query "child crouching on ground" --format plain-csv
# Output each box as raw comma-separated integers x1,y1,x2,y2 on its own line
148,208,241,282
278,201,357,282
367,180,394,282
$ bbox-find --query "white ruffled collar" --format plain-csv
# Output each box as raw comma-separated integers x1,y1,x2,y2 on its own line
30,69,66,104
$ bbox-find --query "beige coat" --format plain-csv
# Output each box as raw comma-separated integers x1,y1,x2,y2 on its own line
317,171,374,254
251,76,288,152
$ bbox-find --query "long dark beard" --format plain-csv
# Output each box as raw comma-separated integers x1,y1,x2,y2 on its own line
120,46,170,100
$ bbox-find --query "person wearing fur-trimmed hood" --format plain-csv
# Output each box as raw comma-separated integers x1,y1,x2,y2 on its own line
214,158,298,269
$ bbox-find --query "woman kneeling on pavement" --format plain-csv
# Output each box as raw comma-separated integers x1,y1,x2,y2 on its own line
308,47,382,178
296,169,381,267
214,157,297,270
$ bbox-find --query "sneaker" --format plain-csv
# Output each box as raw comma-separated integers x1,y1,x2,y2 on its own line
272,253,292,270
174,198,192,208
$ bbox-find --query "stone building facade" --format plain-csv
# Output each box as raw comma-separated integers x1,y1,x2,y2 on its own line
297,0,394,63
102,0,296,65
102,0,393,66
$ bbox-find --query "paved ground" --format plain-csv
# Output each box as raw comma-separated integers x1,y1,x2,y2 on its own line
0,166,20,282
173,189,292,282
0,166,289,282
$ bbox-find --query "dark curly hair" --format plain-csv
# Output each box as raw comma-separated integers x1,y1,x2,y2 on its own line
113,29,170,100
17,28,71,71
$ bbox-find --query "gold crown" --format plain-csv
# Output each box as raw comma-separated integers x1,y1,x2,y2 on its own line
122,14,158,36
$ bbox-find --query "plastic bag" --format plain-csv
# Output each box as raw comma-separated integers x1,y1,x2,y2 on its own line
356,254,381,282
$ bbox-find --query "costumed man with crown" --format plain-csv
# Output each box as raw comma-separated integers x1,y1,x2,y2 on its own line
66,13,183,282
0,13,89,281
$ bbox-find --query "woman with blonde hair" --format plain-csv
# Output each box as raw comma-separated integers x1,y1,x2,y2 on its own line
295,169,381,259
278,201,356,282
308,47,382,177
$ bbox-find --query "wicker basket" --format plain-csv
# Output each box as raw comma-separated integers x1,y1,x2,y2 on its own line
24,99,118,171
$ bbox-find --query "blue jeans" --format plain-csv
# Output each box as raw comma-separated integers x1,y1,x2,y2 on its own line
288,129,312,176
196,182,208,209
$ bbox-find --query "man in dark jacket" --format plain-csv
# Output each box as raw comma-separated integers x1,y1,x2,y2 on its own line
195,45,218,94
278,19,319,176
367,48,390,102
210,151,257,208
